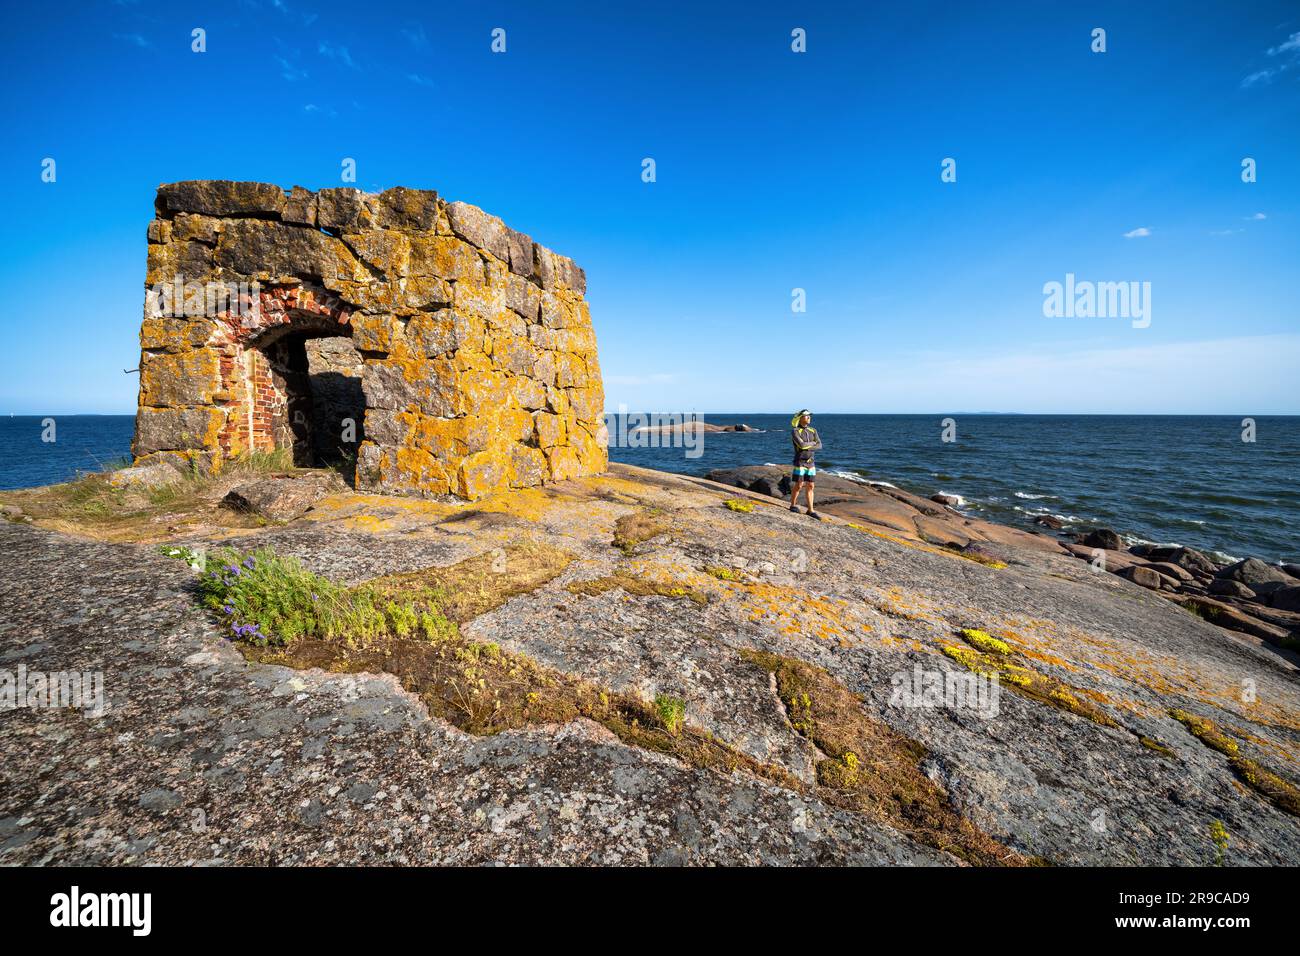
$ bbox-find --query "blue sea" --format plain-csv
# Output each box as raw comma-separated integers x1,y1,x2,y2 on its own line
1,413,1296,563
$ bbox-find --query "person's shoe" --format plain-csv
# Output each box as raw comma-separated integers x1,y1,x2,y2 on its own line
789,504,801,513
807,510,824,521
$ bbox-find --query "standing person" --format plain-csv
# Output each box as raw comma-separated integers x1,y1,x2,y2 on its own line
790,409,823,519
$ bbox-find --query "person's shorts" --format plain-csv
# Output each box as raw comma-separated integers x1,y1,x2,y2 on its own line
792,463,816,481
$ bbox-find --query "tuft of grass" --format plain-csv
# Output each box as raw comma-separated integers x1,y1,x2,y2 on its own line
723,498,755,513
612,508,671,553
741,648,1024,866
655,693,686,735
1170,709,1300,817
224,448,297,475
1210,820,1230,866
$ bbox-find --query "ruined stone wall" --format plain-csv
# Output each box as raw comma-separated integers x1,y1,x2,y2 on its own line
134,180,606,499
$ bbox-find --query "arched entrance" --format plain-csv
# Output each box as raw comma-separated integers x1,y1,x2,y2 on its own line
244,320,365,476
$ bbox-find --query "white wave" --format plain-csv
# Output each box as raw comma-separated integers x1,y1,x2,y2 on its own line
827,470,883,486
936,491,966,506
1014,491,1058,500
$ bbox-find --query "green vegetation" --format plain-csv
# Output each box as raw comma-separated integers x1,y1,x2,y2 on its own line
1210,820,1230,866
655,694,686,736
197,546,454,647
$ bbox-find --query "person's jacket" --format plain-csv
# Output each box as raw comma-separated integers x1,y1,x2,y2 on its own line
792,426,821,464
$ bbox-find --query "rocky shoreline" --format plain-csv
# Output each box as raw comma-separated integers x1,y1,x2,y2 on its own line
3,461,1299,864
707,464,1300,663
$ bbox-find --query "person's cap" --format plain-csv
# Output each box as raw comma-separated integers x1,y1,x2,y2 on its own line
791,409,812,426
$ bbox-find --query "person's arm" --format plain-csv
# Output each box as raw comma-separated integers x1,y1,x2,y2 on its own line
808,428,822,452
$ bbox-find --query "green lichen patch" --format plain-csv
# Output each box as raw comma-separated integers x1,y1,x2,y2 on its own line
704,565,745,582
1170,709,1300,817
741,648,1025,866
958,628,1012,656
723,498,755,513
1139,736,1176,758
940,641,1118,729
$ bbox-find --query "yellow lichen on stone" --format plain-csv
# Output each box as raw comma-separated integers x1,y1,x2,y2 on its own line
134,181,607,502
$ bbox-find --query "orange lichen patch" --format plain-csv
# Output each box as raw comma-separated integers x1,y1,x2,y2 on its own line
714,579,872,648
864,585,942,624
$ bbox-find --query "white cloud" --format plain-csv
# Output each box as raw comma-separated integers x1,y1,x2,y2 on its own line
402,25,430,50
276,56,307,81
1245,212,1267,220
406,73,435,88
1242,30,1300,87
318,42,357,68
1268,32,1300,56
1123,227,1151,238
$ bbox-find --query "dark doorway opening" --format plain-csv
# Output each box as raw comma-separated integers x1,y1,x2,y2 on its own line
260,332,365,483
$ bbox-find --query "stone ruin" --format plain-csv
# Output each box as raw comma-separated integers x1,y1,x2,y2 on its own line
133,180,607,499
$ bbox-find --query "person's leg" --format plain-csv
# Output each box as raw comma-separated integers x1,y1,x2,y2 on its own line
806,481,816,514
790,478,805,509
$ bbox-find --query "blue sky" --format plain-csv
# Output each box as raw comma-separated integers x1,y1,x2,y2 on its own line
1,0,1297,415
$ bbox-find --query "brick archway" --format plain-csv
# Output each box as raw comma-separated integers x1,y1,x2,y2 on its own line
213,285,356,465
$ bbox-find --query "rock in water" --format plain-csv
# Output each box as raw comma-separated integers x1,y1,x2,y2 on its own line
1079,528,1123,550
